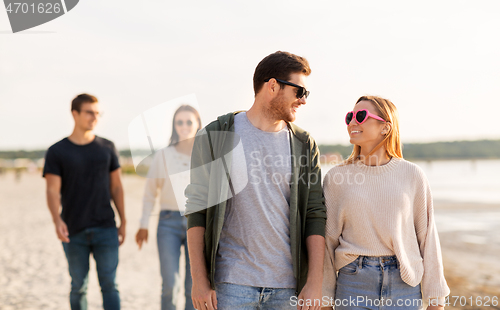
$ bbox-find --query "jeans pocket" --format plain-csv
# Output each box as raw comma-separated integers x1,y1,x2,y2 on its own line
339,261,359,275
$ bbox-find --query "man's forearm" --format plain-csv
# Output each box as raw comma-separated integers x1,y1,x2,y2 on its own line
112,186,126,224
306,235,325,282
46,189,62,222
187,226,210,285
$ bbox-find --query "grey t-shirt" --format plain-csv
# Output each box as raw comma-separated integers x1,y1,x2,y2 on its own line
215,112,295,288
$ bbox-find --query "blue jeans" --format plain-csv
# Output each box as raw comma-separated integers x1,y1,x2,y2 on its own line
62,226,120,310
157,210,195,310
334,256,423,310
215,283,297,310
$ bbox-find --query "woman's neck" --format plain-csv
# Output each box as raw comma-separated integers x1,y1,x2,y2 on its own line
358,145,391,166
175,139,194,156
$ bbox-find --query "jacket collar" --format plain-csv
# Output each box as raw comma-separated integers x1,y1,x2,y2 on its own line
220,111,309,144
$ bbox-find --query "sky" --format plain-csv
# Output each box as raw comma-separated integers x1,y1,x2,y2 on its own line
1,0,500,150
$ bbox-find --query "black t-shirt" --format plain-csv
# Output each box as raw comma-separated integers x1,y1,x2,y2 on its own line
43,136,120,236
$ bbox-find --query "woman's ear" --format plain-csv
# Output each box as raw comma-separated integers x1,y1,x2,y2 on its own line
382,122,392,135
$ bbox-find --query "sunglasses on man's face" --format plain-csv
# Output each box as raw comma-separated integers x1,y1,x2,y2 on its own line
345,109,386,125
175,119,193,127
264,78,310,99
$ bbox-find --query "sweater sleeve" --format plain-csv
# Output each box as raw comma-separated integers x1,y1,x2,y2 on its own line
139,152,165,229
321,170,341,303
140,177,160,229
414,171,450,305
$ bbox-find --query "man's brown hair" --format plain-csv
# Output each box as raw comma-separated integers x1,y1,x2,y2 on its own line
71,93,98,112
253,51,311,95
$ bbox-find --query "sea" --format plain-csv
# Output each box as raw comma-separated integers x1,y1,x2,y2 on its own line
322,159,500,204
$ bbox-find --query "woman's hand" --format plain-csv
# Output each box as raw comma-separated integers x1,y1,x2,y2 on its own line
135,228,148,250
427,305,444,310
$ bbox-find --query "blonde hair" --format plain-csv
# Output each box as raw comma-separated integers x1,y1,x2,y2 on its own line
344,95,403,164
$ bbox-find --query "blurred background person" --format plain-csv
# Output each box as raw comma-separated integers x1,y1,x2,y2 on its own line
44,93,125,310
135,105,201,310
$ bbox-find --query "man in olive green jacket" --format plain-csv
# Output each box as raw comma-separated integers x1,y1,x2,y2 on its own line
185,51,326,310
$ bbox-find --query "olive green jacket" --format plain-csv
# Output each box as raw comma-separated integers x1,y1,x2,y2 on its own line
185,111,326,294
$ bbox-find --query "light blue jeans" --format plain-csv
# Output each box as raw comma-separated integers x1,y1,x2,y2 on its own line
334,256,423,310
215,282,297,310
157,210,195,310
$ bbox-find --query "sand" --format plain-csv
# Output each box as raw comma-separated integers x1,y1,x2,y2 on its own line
435,202,500,309
0,172,179,310
0,171,499,309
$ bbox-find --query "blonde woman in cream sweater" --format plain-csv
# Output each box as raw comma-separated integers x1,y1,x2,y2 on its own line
321,96,450,310
135,105,201,310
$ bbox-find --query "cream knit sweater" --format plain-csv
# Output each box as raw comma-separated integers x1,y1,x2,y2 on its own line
322,157,450,303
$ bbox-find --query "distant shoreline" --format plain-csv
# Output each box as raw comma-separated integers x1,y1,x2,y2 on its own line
1,139,500,162
319,139,500,162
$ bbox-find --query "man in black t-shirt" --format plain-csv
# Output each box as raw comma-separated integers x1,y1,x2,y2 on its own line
43,93,126,310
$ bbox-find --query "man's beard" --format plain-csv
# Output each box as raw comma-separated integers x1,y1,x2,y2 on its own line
265,94,294,123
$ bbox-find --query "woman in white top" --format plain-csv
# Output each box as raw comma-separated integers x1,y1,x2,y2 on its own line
321,96,450,310
135,105,201,310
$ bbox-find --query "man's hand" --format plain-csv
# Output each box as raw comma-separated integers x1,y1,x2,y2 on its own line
427,306,445,310
135,228,148,249
191,278,217,310
110,168,126,246
187,226,216,310
298,235,325,310
118,223,126,246
297,280,323,310
54,217,70,243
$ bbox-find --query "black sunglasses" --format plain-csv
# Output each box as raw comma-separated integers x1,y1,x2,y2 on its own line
264,78,310,99
175,120,193,127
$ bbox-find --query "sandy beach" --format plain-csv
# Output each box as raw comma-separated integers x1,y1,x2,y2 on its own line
0,172,180,310
434,202,500,309
1,171,499,309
